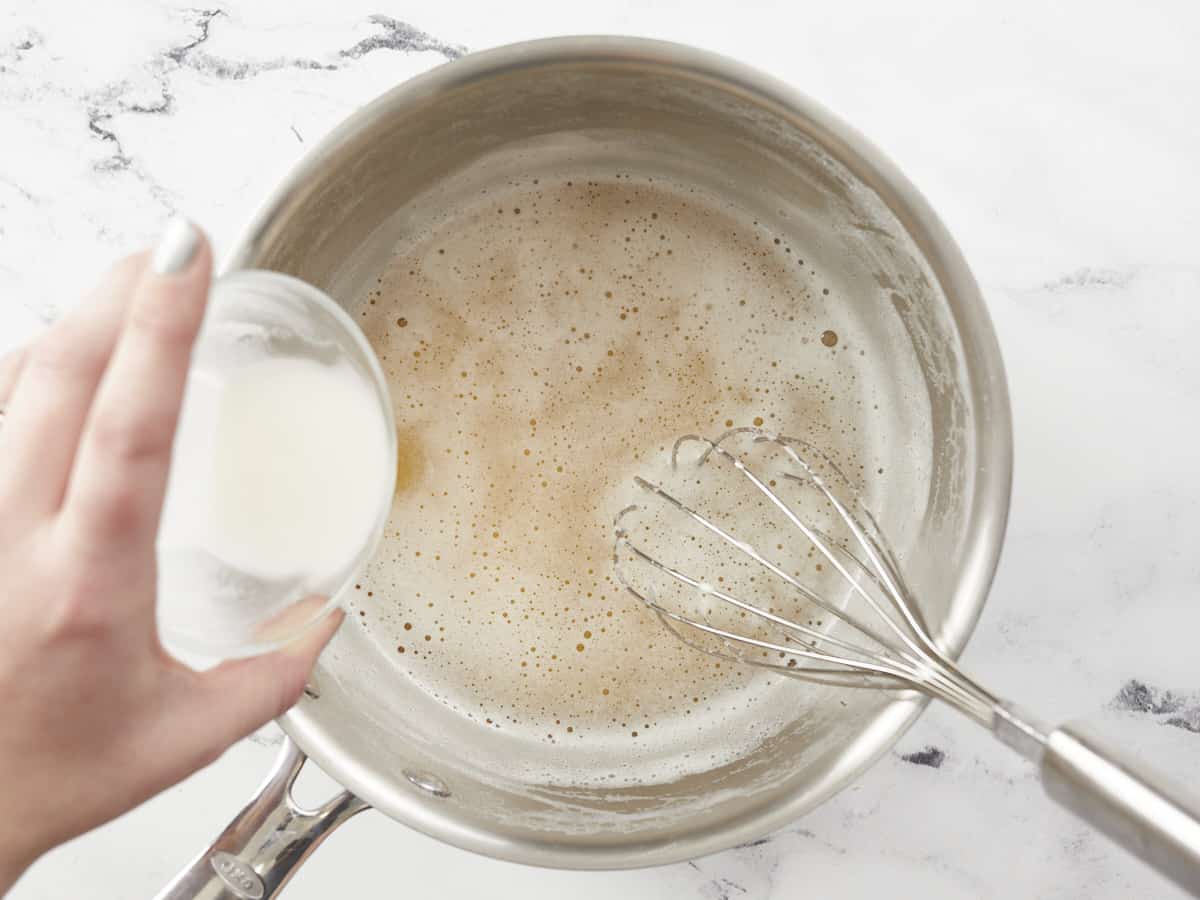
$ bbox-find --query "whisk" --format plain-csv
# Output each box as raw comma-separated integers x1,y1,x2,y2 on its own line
614,428,1200,895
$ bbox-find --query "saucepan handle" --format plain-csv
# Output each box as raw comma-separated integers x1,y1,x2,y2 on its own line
154,737,369,900
1040,724,1200,895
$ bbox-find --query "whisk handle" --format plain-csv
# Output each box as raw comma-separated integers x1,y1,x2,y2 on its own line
1040,723,1200,895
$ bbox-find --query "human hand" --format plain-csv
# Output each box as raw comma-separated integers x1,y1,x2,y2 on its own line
0,220,342,895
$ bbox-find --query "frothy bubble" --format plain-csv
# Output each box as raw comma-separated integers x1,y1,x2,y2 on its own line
344,170,904,784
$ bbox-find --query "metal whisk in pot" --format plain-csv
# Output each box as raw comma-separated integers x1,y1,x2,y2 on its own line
614,428,1200,896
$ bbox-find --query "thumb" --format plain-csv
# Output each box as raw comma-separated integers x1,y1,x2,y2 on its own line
187,607,345,753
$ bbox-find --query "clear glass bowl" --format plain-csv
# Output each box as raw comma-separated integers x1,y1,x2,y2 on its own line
156,270,396,660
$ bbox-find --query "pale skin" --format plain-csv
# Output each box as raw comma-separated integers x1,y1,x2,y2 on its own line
0,226,341,896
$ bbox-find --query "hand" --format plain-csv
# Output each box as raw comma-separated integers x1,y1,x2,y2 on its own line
0,220,342,895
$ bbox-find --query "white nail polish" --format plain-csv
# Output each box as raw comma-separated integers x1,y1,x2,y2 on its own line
151,216,200,274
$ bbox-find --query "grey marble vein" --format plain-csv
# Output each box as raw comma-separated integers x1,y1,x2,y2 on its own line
700,876,748,899
85,112,131,171
341,15,466,61
735,837,773,849
174,10,463,81
0,176,37,205
64,10,465,188
900,745,947,767
165,7,224,65
1112,679,1200,734
0,29,40,72
1042,266,1134,291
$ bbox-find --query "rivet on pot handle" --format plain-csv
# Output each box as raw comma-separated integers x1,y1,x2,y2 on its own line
154,737,368,900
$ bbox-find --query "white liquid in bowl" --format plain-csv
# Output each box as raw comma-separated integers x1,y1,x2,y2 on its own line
158,355,391,651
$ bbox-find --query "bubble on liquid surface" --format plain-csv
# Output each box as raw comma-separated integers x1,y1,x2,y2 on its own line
344,171,911,785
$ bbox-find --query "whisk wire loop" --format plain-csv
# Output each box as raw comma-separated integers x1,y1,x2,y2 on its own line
614,428,998,726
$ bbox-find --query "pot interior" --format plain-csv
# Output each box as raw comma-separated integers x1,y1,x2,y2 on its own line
228,39,1008,867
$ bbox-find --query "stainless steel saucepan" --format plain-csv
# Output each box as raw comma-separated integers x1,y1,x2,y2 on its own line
156,37,1012,898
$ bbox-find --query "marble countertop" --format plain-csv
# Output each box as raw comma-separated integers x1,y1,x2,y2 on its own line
3,1,1198,897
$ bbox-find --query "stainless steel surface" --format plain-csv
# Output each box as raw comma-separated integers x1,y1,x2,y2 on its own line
1043,725,1200,895
619,429,1200,893
154,739,366,900
615,428,1001,726
171,35,1012,879
993,701,1051,761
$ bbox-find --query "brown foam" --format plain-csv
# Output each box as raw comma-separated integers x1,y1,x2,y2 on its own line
347,173,888,755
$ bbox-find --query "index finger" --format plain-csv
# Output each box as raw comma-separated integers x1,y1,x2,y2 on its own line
63,219,212,549
0,254,145,517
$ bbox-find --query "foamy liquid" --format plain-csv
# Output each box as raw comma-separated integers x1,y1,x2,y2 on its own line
348,172,912,778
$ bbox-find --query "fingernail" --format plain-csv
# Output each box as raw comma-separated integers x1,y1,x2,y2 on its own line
151,216,200,274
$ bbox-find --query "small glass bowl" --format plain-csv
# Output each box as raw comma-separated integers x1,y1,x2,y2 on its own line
156,270,396,660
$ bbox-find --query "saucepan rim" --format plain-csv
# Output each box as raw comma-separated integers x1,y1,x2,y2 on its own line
224,35,1012,869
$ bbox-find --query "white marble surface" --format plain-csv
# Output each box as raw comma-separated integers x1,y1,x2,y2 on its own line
3,1,1199,897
